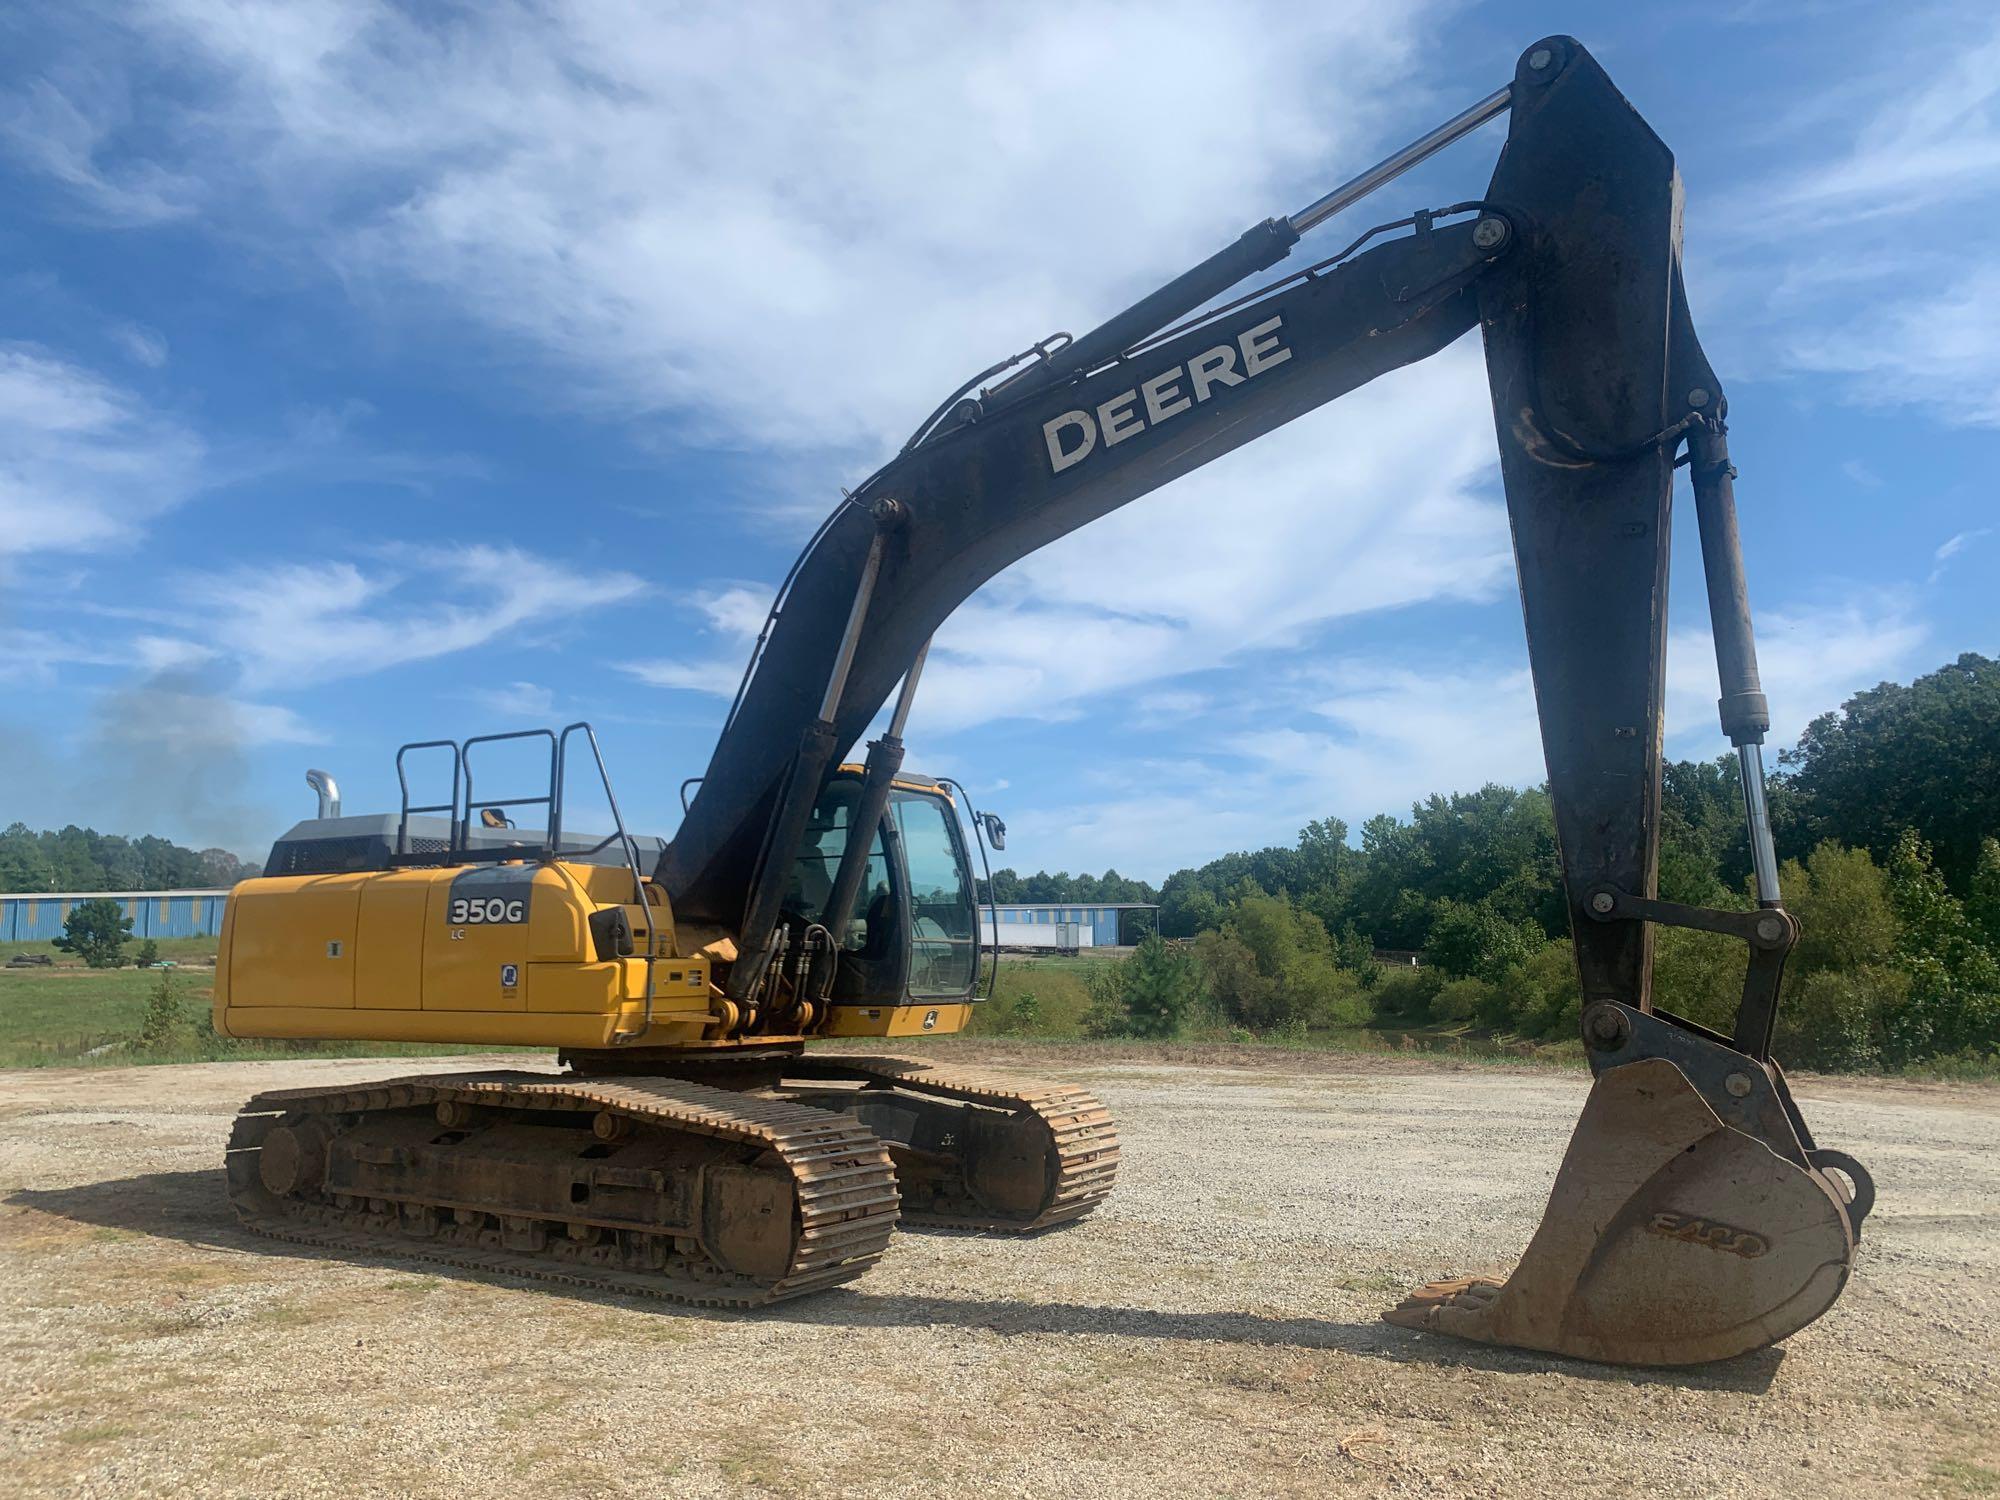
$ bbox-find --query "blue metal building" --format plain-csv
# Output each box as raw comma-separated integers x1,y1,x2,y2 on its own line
986,902,1158,948
1,890,230,943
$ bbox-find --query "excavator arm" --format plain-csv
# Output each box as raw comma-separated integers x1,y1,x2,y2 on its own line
661,36,1872,1365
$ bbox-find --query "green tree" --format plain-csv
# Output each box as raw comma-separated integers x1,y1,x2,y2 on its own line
1192,928,1270,1024
1009,990,1042,1036
1781,842,1900,979
1883,829,2000,1060
0,823,55,891
1783,653,2000,891
1771,842,1902,1069
137,971,195,1052
1968,837,2000,951
1079,960,1130,1038
53,898,134,969
1202,891,1365,1030
1660,756,1753,899
1505,939,1583,1039
1651,926,1747,1035
1425,898,1540,984
1119,934,1197,1038
1331,922,1378,986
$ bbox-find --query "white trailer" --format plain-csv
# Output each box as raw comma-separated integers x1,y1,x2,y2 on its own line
982,917,1093,954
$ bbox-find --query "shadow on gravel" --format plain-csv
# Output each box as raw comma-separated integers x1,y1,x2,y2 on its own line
9,1169,1781,1395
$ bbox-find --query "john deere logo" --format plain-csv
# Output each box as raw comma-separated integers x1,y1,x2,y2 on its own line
500,963,519,989
922,1009,939,1030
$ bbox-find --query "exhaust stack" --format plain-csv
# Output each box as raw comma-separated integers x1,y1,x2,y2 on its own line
305,769,341,820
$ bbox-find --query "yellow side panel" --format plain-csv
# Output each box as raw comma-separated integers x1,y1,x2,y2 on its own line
355,870,435,1009
224,875,369,1009
526,957,711,1016
423,875,530,1012
527,866,591,961
822,1001,972,1038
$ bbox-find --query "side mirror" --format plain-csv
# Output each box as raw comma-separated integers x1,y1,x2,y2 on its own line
978,811,1007,851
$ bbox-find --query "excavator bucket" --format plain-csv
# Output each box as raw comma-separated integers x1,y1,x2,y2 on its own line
1386,1010,1871,1366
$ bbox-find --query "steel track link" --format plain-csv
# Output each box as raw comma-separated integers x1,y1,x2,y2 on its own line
787,1055,1119,1231
225,1071,900,1307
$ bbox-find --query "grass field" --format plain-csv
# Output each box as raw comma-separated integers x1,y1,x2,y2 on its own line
0,937,506,1069
961,949,1600,1068
0,939,1988,1079
0,935,218,963
0,943,1562,1075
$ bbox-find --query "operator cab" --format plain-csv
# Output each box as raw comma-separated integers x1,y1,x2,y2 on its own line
783,768,982,1006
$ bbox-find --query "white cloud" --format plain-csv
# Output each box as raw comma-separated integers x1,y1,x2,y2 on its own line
1758,28,2000,228
1222,659,1545,825
0,343,205,555
1006,782,1308,882
618,584,767,698
914,346,1510,731
133,635,216,674
179,544,647,689
0,629,211,686
621,658,746,697
1785,266,2000,427
0,75,196,225
476,680,555,718
44,1,1450,453
687,586,774,643
1666,596,1928,755
1935,529,1990,562
629,346,1508,735
109,322,169,368
997,592,1934,877
1930,527,1992,582
0,628,127,685
1727,19,2000,427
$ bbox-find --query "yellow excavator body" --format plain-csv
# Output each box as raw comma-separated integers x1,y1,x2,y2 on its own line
216,862,705,1049
215,861,969,1050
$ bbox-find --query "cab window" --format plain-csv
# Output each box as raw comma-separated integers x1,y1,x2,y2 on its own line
785,783,891,954
892,789,977,996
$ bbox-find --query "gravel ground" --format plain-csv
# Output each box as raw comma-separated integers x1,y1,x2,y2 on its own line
1,1044,1994,1499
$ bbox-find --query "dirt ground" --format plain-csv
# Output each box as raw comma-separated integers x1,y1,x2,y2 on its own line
1,1044,1994,1499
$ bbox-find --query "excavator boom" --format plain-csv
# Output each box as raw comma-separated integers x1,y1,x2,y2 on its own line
658,35,1871,1365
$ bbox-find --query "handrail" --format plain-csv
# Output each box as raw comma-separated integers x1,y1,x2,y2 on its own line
462,728,559,855
558,721,656,1043
394,740,463,858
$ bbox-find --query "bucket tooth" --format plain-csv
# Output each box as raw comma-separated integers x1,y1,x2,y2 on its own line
1385,1056,1858,1367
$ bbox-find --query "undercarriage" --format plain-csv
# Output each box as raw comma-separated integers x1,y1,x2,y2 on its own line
225,1056,1119,1305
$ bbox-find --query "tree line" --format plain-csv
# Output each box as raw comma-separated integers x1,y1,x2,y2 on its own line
0,824,261,893
1075,653,2000,1071
976,868,1160,904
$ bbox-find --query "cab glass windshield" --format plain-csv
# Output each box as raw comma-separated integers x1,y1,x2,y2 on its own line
892,789,978,996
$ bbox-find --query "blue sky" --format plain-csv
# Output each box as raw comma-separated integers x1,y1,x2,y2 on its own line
1,1,1994,878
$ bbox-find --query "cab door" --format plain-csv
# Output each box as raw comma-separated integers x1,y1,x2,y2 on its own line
889,788,979,1001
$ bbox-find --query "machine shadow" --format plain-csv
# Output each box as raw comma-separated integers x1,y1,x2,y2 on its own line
10,1170,1782,1395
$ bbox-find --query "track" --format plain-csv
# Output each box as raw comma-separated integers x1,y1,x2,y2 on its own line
224,1071,901,1307
784,1054,1120,1231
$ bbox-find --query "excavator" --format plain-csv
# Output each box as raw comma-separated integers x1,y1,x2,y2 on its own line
215,37,1872,1367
